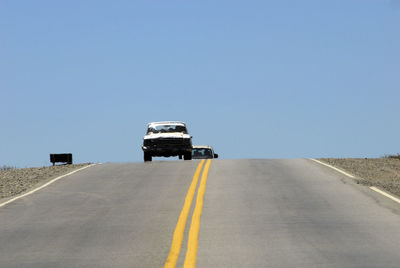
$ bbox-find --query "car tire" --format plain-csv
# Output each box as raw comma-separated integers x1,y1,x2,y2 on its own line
184,153,192,160
144,153,152,162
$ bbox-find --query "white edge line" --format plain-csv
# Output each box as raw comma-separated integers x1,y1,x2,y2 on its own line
370,187,400,204
310,158,355,178
0,164,97,208
310,159,400,205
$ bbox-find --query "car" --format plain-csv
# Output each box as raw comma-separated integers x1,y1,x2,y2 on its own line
142,121,192,162
192,145,218,159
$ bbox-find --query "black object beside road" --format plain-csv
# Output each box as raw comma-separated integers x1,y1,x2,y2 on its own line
50,153,73,166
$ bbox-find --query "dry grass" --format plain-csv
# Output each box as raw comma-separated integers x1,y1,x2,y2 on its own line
0,165,16,171
384,154,400,160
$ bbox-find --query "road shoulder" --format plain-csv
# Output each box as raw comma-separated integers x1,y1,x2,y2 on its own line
0,164,93,204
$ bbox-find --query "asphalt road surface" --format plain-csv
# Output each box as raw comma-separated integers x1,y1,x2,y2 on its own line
1,159,400,267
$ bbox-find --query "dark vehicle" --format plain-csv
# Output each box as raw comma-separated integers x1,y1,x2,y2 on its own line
192,145,218,159
142,121,192,162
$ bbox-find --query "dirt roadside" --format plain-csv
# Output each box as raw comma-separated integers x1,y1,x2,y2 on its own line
0,164,91,200
319,158,400,198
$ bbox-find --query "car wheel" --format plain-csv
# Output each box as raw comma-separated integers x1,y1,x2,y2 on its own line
184,153,192,160
144,153,152,162
179,155,182,160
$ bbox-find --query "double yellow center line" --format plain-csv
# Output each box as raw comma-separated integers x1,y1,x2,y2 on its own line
164,159,212,268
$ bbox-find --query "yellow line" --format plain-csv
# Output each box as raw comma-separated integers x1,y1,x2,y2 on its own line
183,159,212,268
164,160,205,268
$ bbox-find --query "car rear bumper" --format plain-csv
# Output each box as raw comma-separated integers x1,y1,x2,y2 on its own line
142,145,192,157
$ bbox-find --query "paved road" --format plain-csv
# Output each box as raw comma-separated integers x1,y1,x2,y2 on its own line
1,159,400,267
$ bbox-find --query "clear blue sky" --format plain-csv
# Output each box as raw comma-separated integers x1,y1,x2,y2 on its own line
1,0,399,167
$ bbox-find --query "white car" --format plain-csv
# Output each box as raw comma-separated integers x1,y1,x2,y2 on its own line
192,145,218,159
142,121,193,162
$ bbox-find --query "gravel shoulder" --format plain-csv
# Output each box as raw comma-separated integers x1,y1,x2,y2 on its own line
319,158,400,198
0,164,91,200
